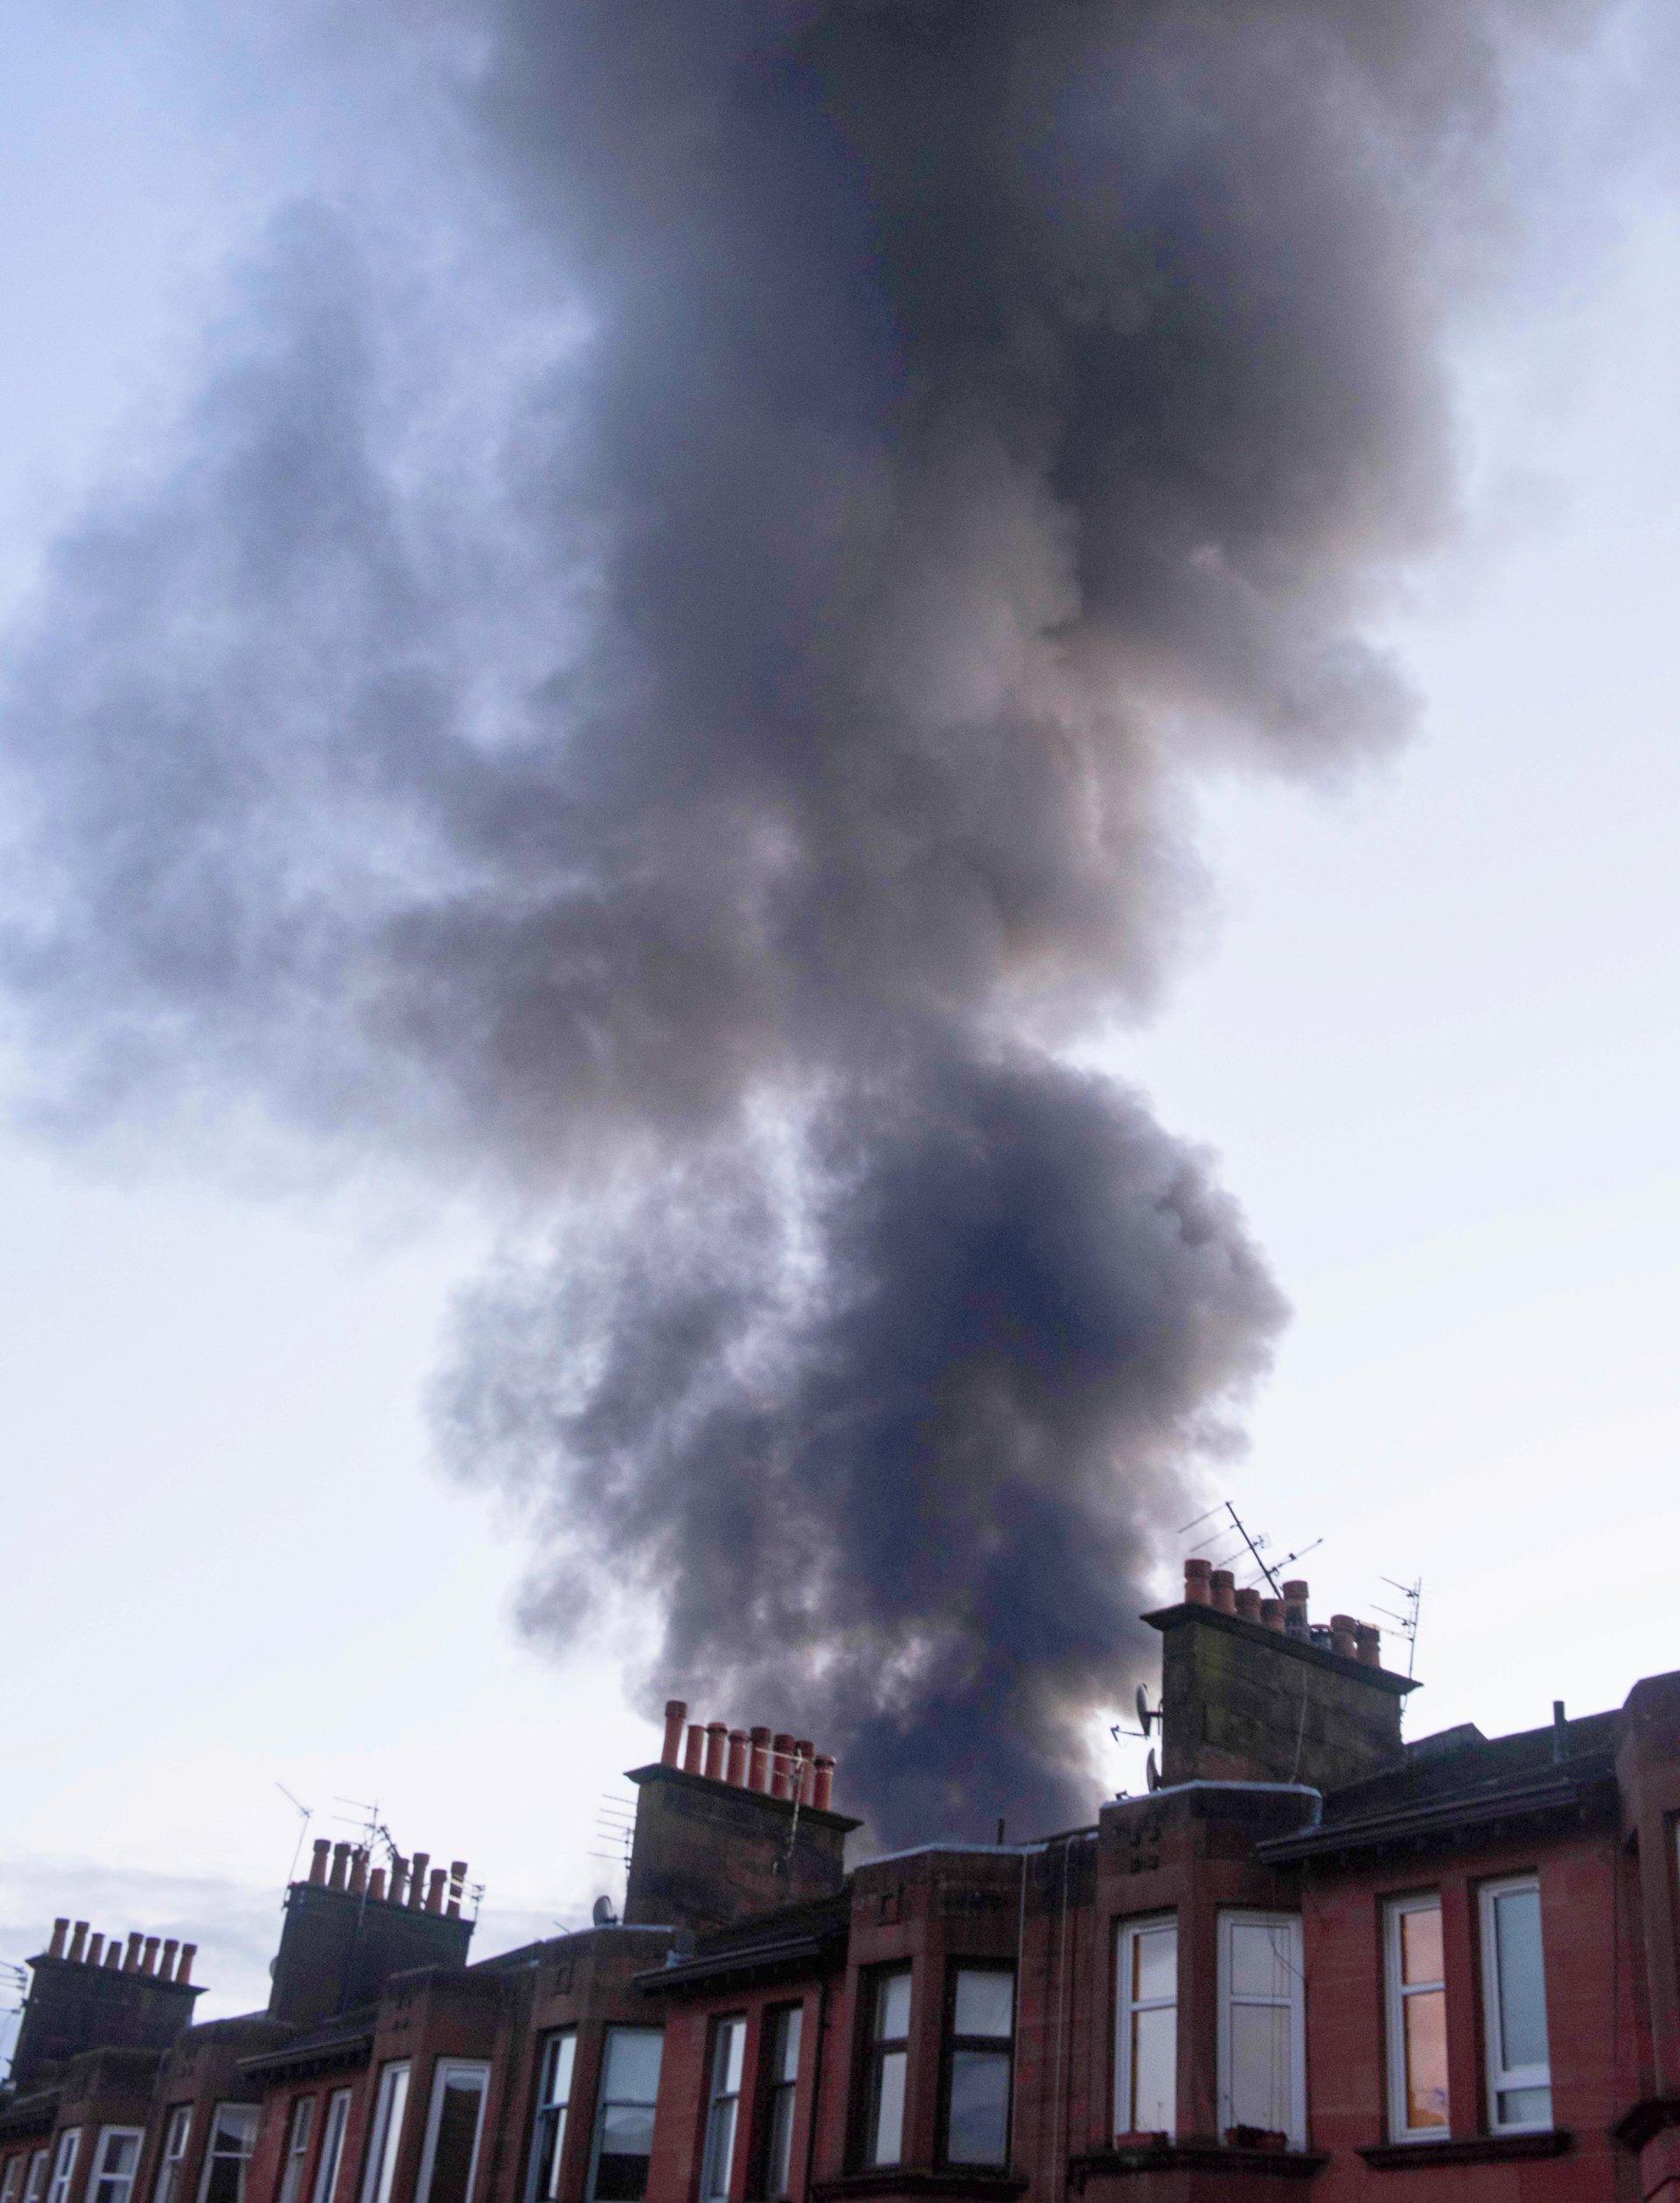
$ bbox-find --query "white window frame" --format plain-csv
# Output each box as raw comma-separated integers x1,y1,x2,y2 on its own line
864,1970,913,2170
1216,1912,1306,2150
23,2156,48,2203
90,2131,144,2203
761,2006,802,2203
3,2157,26,2203
276,2101,314,2203
312,2094,351,2203
151,2115,190,2203
1479,1877,1552,2135
414,2061,490,2203
195,2108,256,2203
525,2033,576,2203
358,2066,410,2203
700,2017,746,2203
1115,1916,1178,2139
1383,1896,1448,2143
46,2132,81,2203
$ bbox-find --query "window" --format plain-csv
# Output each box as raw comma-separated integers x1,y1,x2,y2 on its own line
357,2066,410,2203
760,2007,802,2202
527,2033,576,2203
1217,1913,1305,2150
23,2157,48,2203
862,1972,912,2169
152,2115,190,2203
3,2158,25,2203
277,2103,314,2203
91,2133,144,2203
1116,1918,1178,2139
942,1968,1013,2168
312,2095,351,2203
1384,1898,1448,2141
700,2020,746,2203
416,2062,489,2203
587,2027,662,2203
197,2111,256,2203
46,2132,80,2203
1480,1878,1551,2133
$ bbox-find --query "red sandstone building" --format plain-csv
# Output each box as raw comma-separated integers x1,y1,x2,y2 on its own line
5,1569,1679,2203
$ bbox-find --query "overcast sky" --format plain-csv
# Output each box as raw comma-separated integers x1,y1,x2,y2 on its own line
2,2,1676,2044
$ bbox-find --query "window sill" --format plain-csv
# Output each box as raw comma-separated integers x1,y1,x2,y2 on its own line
813,2173,1028,2201
1070,2143,1327,2183
1357,2131,1572,2170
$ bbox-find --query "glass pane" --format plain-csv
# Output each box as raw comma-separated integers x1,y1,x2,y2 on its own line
1402,1989,1448,2129
371,2071,410,2203
200,2162,241,2203
530,2110,565,2203
877,1975,911,2043
1400,1905,1443,1988
1496,2086,1552,2129
946,2050,1009,2165
766,2090,796,2200
1130,2005,1176,2134
1228,2002,1291,2133
545,2036,576,2110
1493,1889,1550,2071
603,2032,662,2104
715,2020,746,2098
590,2149,649,2203
593,2105,654,2203
1131,1926,1177,2006
774,2009,802,2086
700,2097,737,2201
426,2079,484,2203
954,1972,1013,2041
871,2050,906,2165
1229,1923,1292,2001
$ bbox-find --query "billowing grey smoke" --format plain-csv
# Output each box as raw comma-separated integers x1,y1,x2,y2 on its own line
0,1,1598,1840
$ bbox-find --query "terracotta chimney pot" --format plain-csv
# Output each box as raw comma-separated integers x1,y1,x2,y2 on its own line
368,1868,388,1904
1234,1587,1262,1622
388,1856,410,1908
1330,1613,1358,1660
329,1842,351,1893
748,1727,772,1793
103,1943,122,1969
813,1755,835,1811
794,1741,816,1804
1209,1569,1237,1615
1183,1557,1213,1605
86,1934,106,1970
67,1921,88,1964
662,1699,689,1767
725,1729,748,1786
309,1839,331,1886
771,1732,796,1800
177,1944,196,1985
158,1940,178,1982
1354,1621,1382,1668
48,1919,69,1960
1259,1598,1284,1632
447,1862,468,1920
124,1933,144,1973
142,1937,160,1975
426,1869,447,1915
704,1721,729,1781
409,1852,431,1909
682,1724,706,1775
348,1849,369,1898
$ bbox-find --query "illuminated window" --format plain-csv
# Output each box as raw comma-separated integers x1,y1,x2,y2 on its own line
1479,1879,1551,2133
1116,1919,1177,2139
1384,1898,1448,2141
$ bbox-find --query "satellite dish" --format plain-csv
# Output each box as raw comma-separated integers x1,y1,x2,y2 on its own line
1144,1750,1159,1794
592,1894,619,1927
1136,1686,1156,1737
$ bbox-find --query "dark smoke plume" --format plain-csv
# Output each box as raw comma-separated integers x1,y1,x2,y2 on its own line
0,1,1600,1840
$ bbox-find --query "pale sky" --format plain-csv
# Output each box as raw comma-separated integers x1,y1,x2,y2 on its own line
2,3,1676,2048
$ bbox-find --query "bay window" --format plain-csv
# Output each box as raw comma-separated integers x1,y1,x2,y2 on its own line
312,2096,351,2203
1480,1877,1551,2133
1115,1917,1177,2139
90,2132,144,2203
46,2134,80,2203
151,2115,190,2203
1216,1912,1305,2150
416,2062,490,2203
941,1968,1013,2168
23,2156,47,2203
276,2102,314,2203
197,2110,256,2203
1384,1897,1448,2141
357,2066,410,2203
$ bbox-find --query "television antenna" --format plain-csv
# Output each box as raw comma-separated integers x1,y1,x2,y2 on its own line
1374,1576,1424,1678
275,1784,314,1889
1180,1499,1322,1595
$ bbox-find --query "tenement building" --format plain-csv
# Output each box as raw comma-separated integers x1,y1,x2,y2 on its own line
5,1568,1680,2203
